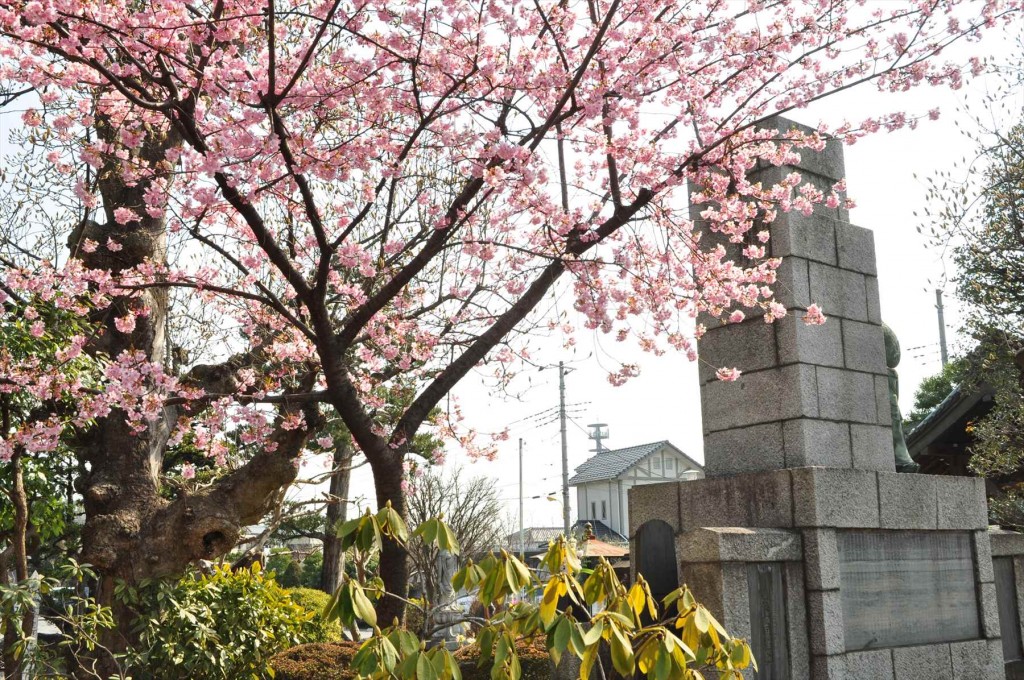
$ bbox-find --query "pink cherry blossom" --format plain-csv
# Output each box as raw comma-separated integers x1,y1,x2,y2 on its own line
803,304,827,325
716,367,742,382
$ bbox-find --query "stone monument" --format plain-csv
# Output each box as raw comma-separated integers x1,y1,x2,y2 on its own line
630,117,1003,679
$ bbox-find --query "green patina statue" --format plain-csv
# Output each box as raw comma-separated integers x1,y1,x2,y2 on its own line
883,323,921,473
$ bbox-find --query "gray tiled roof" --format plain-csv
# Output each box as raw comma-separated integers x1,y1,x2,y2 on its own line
508,520,627,550
567,440,701,485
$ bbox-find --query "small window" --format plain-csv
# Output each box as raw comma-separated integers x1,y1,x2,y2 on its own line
666,458,674,470
653,458,661,470
591,502,596,519
601,501,607,519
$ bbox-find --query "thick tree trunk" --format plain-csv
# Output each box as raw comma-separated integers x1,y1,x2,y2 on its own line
70,120,319,677
319,441,353,594
369,452,408,626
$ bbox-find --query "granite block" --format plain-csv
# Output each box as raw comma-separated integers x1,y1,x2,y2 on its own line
841,319,887,375
628,482,679,534
792,467,880,528
810,654,847,680
776,312,844,368
980,582,1000,639
878,471,938,529
679,562,725,619
845,649,895,680
768,209,838,265
721,562,752,638
697,319,778,385
974,529,995,584
875,374,893,427
753,117,847,183
784,561,811,680
807,589,845,655
990,529,1024,557
775,256,812,310
950,639,997,680
703,422,785,476
892,644,953,680
935,476,988,530
783,418,853,468
678,471,795,529
803,528,840,591
702,363,817,433
675,527,802,563
809,262,869,322
1015,555,1024,644
816,366,879,424
866,276,882,324
836,222,878,276
851,423,897,472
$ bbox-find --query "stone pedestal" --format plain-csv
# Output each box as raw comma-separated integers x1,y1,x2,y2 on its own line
631,470,1003,678
630,117,1004,679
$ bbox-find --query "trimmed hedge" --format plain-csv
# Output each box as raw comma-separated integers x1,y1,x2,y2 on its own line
269,642,361,680
454,636,552,680
270,636,555,680
289,587,343,642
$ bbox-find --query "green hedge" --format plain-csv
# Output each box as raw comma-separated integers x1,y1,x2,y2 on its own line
454,636,552,680
289,587,343,642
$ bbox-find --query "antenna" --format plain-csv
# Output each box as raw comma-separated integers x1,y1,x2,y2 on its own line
588,423,609,453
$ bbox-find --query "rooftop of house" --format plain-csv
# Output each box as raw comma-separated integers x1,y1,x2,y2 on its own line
509,520,628,551
567,440,702,485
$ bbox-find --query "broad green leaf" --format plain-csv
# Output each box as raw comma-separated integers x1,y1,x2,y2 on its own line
609,624,634,677
351,582,378,628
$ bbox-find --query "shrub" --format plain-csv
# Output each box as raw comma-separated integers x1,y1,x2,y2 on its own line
454,636,551,680
119,563,319,679
290,587,343,642
404,596,426,636
270,641,361,680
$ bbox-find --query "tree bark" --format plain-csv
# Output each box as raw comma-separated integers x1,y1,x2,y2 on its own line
369,451,408,626
319,440,353,594
68,118,321,677
1,447,33,680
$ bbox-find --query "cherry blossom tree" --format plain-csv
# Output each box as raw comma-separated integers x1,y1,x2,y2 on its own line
0,0,1020,657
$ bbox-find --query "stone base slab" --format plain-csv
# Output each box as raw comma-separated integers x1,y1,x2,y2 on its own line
629,467,988,536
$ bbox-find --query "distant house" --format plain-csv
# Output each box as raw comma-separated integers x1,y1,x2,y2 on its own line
907,383,996,477
509,520,626,557
568,440,704,538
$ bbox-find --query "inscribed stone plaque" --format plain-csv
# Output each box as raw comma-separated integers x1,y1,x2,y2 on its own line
838,531,979,650
747,563,790,680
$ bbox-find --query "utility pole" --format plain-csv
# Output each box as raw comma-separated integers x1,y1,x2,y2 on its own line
936,289,949,367
559,361,570,538
518,438,524,559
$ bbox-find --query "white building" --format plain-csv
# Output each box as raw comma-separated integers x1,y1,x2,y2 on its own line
568,440,704,539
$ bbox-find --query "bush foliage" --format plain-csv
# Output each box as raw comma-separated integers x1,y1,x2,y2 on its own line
117,564,320,679
290,587,344,642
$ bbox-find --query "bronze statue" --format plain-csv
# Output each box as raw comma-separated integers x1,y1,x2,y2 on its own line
883,323,920,473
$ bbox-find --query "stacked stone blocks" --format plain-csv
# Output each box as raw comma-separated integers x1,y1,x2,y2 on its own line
629,116,1007,679
692,118,891,477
